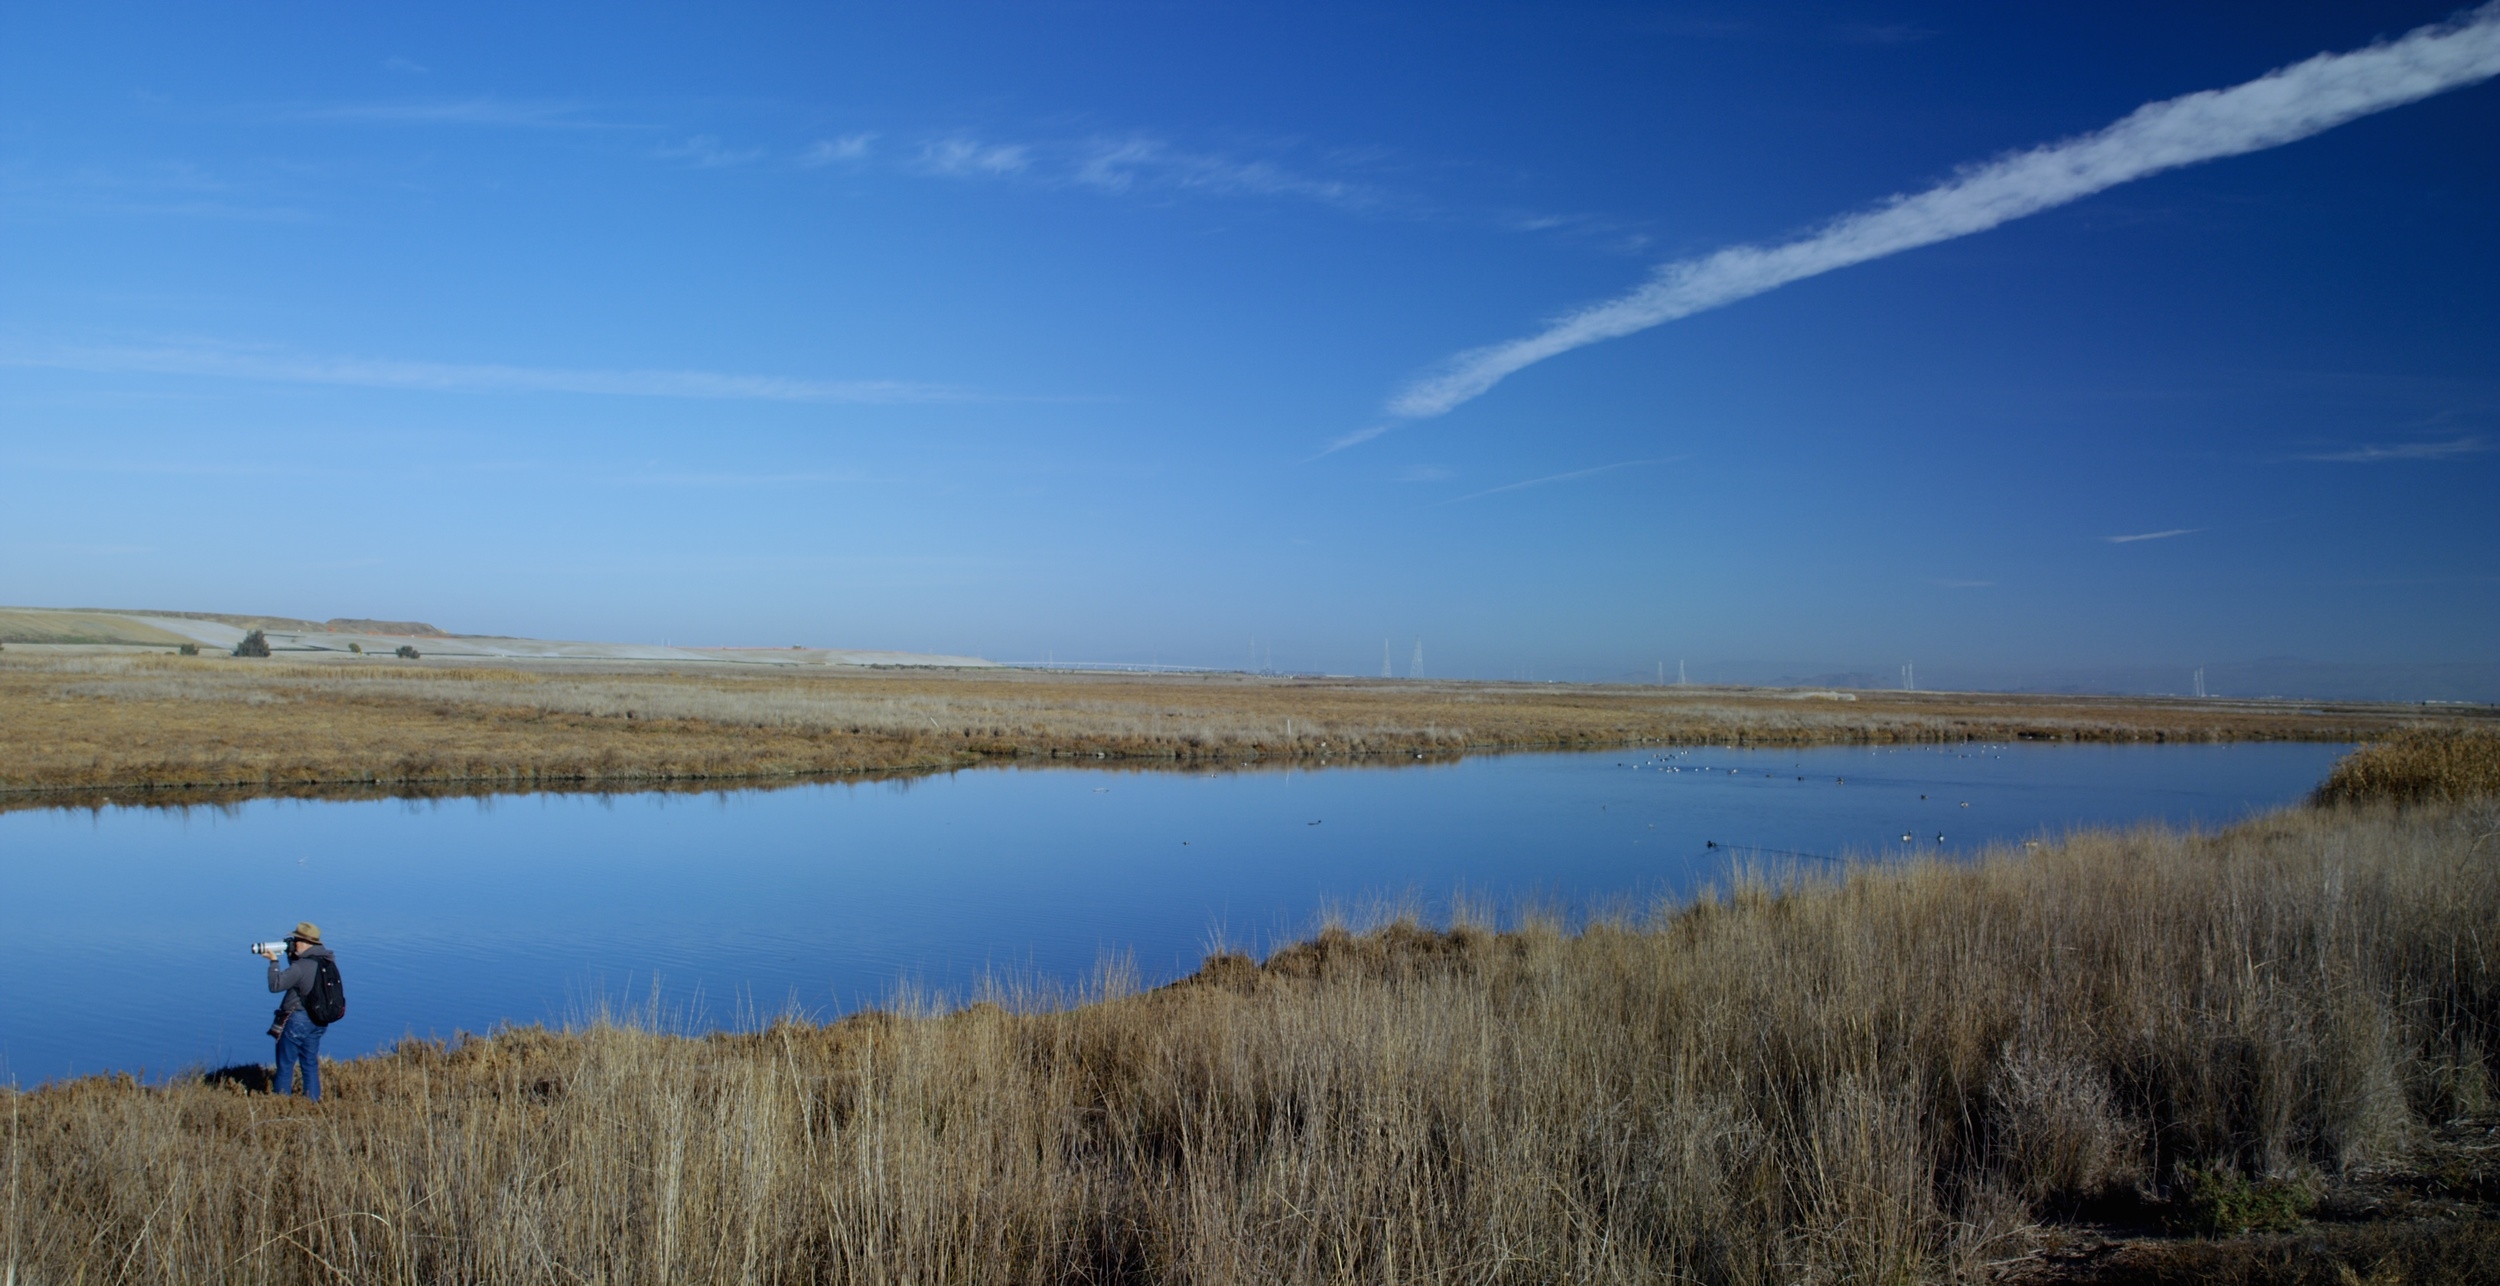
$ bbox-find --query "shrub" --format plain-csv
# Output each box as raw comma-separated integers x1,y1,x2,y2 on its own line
2169,1166,2316,1236
2313,726,2500,806
176,643,198,656
349,641,363,654
231,629,271,658
395,644,421,659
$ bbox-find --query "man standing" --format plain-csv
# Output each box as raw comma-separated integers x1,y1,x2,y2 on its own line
259,922,336,1101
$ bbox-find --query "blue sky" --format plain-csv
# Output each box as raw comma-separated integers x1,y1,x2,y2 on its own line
3,2,2495,684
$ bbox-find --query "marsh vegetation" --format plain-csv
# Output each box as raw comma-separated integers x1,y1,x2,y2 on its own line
2,735,2494,1283
0,650,2458,810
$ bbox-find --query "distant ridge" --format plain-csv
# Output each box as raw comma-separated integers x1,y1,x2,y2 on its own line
1710,658,2500,706
70,609,453,637
0,606,994,668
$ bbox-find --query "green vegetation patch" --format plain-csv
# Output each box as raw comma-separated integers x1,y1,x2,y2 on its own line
2169,1167,2317,1236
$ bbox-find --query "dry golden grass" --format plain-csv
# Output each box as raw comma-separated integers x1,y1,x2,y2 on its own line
2312,724,2500,806
0,610,194,647
4,792,2493,1283
0,649,2465,810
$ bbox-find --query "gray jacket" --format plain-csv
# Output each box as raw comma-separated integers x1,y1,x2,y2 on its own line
268,944,336,1021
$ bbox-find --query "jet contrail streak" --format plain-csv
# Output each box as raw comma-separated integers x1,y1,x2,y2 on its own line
1379,3,2500,431
1434,456,1673,505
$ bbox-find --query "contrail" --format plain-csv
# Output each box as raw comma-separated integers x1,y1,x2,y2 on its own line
1373,3,2500,435
2292,434,2491,462
1434,456,1673,505
2103,528,2204,544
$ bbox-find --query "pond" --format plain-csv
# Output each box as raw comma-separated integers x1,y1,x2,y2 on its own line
0,741,2348,1085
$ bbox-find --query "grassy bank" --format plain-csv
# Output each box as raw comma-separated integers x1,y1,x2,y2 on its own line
2314,724,2500,806
0,650,2464,809
4,767,2495,1281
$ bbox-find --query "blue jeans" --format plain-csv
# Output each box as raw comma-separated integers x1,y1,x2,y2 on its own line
274,1010,326,1100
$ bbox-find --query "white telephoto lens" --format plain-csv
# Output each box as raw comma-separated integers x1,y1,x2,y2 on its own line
249,941,289,955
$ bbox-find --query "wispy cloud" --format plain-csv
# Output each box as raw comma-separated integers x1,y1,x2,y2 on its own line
1395,464,1454,483
800,134,877,166
893,130,1397,216
270,99,1588,236
0,455,359,479
2103,528,2204,544
609,469,864,487
2292,434,2492,462
9,542,156,556
283,97,608,130
1,194,310,222
653,135,763,168
1929,578,1994,588
850,128,1631,247
1318,424,1396,456
1069,136,1371,207
0,341,969,404
1436,457,1672,505
0,161,311,223
916,137,1031,176
381,56,429,75
1375,3,2500,433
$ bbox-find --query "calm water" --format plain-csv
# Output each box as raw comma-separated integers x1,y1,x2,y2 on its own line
0,742,2347,1084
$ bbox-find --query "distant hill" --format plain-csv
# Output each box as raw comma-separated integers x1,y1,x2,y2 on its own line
68,609,452,637
0,606,994,668
321,618,453,637
0,609,197,647
1720,658,2500,705
2006,658,2500,705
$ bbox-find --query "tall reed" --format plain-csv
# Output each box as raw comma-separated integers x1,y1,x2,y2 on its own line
2312,723,2500,806
4,796,2492,1283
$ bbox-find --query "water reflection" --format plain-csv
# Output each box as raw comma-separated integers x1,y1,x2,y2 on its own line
0,741,2346,1085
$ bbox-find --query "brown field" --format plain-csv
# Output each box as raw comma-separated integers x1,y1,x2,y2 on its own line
0,648,2477,811
2,763,2494,1283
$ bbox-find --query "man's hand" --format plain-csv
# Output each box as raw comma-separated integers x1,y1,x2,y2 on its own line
258,947,281,962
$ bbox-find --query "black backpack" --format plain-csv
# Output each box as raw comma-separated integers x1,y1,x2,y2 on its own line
305,956,348,1026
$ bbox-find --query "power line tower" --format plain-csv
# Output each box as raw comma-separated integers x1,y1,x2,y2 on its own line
1411,638,1424,679
1902,662,1915,692
2193,667,2207,698
1382,638,1393,678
